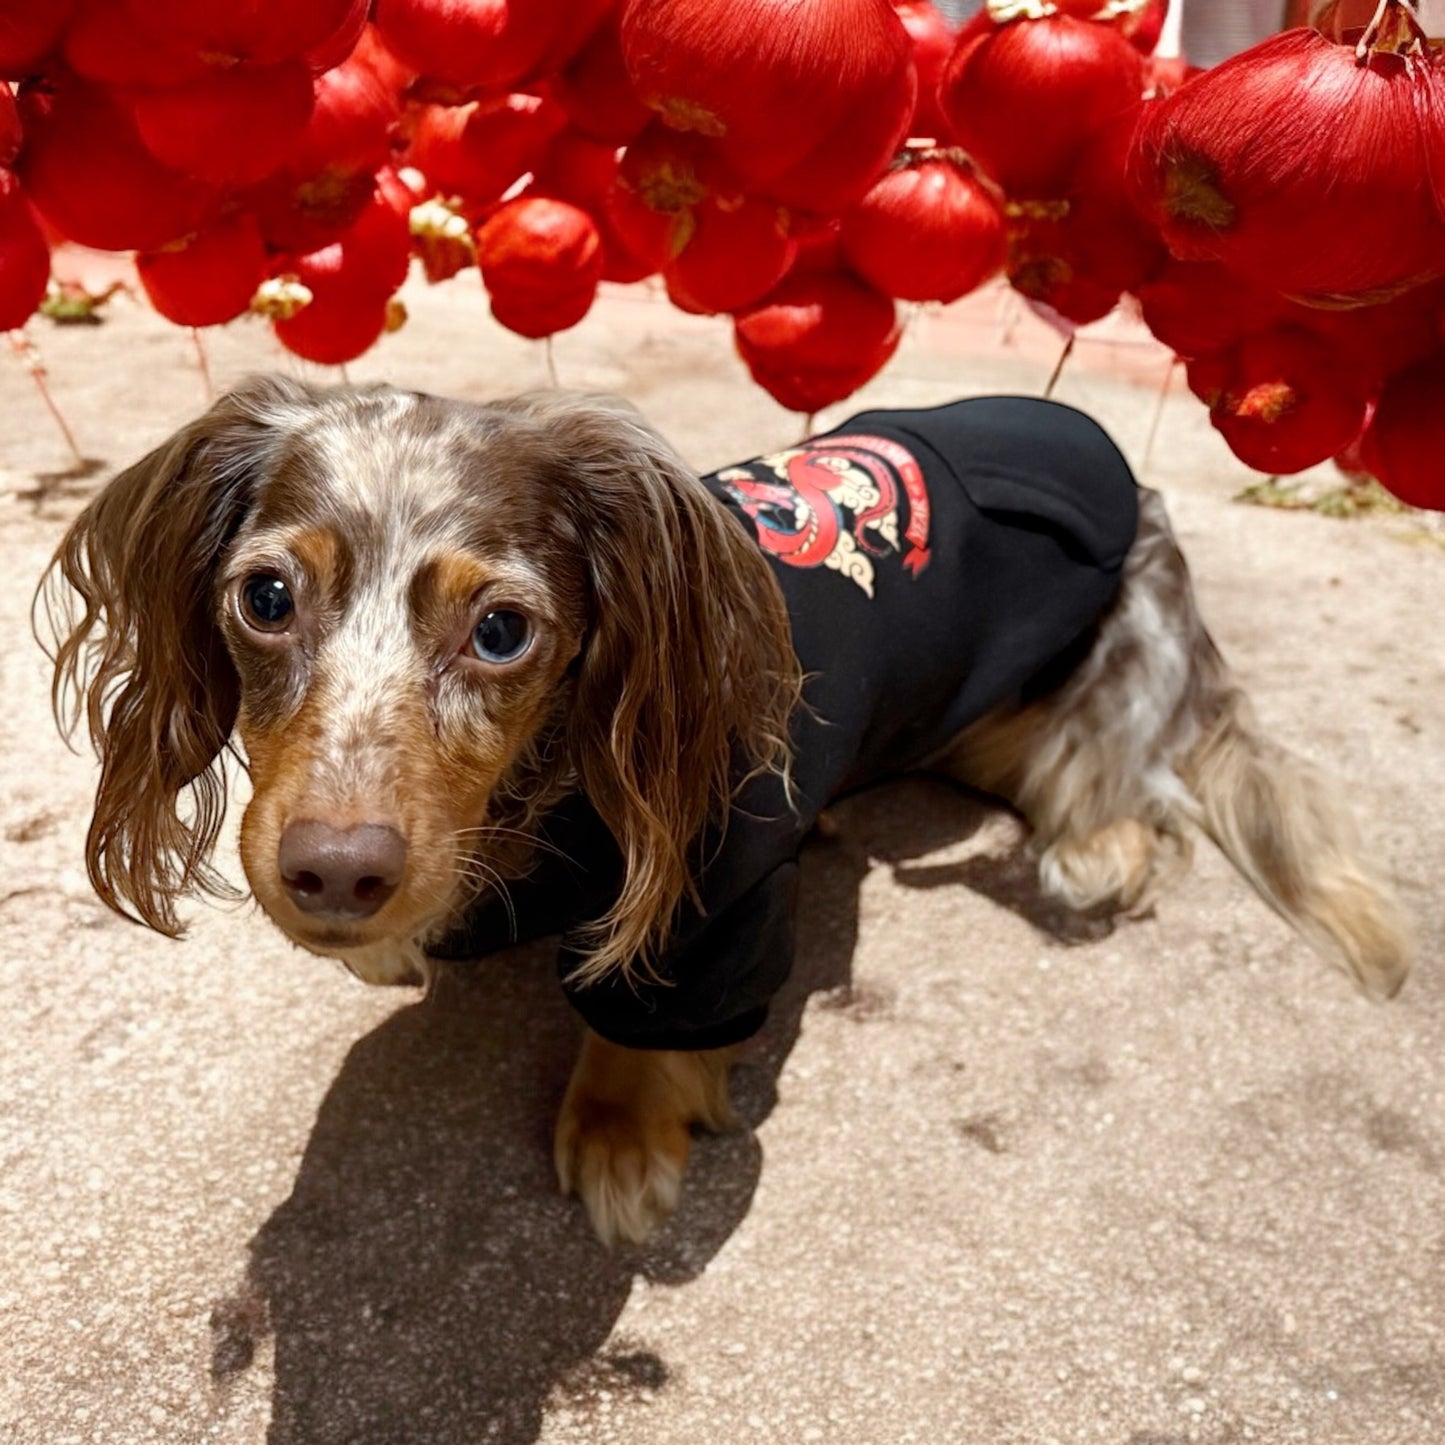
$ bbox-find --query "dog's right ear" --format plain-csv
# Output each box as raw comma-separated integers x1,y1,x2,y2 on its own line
40,374,315,936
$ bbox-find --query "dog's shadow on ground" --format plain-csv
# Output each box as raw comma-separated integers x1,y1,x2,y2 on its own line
220,777,1114,1443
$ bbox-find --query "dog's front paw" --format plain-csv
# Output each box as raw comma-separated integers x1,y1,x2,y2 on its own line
554,1030,736,1246
554,1092,689,1246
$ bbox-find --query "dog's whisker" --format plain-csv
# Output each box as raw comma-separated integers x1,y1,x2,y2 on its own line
451,855,518,939
446,823,570,863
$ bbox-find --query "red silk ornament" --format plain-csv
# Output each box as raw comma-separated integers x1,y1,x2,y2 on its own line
841,154,1006,304
1359,353,1445,511
137,213,269,326
407,94,566,212
475,196,603,338
734,270,901,414
620,0,916,211
124,0,361,66
18,75,217,251
1131,18,1445,304
373,0,611,95
130,61,317,187
1187,327,1371,475
939,12,1145,198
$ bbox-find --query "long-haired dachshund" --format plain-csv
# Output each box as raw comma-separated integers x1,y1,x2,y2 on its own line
44,377,1411,1244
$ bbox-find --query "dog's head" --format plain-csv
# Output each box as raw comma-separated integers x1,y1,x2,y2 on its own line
44,377,799,984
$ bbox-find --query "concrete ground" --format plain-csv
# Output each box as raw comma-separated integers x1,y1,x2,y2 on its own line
1,275,1442,1445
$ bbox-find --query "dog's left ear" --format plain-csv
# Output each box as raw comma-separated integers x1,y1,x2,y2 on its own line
41,374,316,935
495,393,802,985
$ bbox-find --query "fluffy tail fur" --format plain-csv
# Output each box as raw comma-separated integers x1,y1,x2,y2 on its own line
1181,682,1410,998
949,489,1411,999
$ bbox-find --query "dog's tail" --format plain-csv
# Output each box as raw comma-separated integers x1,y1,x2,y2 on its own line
1179,678,1411,999
950,487,1412,1000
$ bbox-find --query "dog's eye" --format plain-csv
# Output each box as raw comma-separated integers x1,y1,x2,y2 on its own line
240,574,295,631
470,609,531,663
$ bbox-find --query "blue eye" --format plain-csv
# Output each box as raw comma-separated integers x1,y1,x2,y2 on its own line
240,574,294,631
471,609,531,663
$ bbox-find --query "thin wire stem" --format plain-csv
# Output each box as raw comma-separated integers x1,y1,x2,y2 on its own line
1141,355,1180,481
9,331,84,467
191,328,214,401
1043,332,1075,400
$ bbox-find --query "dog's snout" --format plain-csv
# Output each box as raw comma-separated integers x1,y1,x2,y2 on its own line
277,821,407,920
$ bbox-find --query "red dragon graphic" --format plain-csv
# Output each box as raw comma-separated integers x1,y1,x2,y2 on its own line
717,434,931,598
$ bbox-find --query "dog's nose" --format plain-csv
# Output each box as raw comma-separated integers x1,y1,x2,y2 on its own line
277,821,407,920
